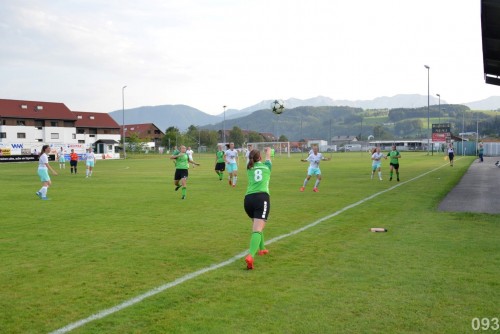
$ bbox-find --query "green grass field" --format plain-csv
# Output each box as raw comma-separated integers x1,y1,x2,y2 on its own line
1,152,499,333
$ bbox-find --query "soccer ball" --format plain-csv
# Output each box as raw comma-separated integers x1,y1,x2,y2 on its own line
270,99,285,114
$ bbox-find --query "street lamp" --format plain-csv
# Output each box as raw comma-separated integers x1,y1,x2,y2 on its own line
424,65,430,154
223,105,227,144
436,93,441,124
122,85,127,159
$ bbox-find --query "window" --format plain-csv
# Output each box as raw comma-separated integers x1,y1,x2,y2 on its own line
36,105,44,110
37,139,43,142
17,133,26,139
17,120,26,126
21,104,28,109
35,120,44,127
89,128,97,135
1,120,6,125
78,140,85,144
89,116,95,120
64,121,73,127
89,134,95,137
50,121,58,127
77,129,85,134
51,133,59,139
0,132,6,138
77,115,83,119
72,134,76,139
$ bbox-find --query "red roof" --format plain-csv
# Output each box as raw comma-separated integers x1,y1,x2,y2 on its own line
120,123,164,137
0,98,76,120
73,111,120,129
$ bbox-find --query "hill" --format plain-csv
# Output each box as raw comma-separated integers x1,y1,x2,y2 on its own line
108,105,221,132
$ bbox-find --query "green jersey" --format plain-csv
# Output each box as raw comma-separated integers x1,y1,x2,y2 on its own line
387,150,400,164
216,150,225,163
246,160,272,195
175,153,189,169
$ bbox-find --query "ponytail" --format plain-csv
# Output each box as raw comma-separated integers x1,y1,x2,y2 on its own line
247,149,261,170
40,145,49,157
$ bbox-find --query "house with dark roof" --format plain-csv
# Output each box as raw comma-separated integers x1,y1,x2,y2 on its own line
120,123,164,149
73,111,121,156
0,99,121,158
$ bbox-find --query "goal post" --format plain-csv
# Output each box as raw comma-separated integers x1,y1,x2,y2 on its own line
247,142,291,158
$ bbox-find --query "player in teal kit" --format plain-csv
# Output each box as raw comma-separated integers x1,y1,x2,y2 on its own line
244,147,272,270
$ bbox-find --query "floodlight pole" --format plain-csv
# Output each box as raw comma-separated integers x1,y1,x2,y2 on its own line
122,85,127,159
436,93,441,124
223,105,227,144
424,65,430,155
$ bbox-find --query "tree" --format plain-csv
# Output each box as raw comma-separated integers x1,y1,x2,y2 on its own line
162,126,181,150
228,126,245,147
126,132,149,153
278,134,289,142
248,131,264,143
373,125,393,140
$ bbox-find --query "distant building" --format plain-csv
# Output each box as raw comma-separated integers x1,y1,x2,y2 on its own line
0,98,121,158
330,135,358,145
120,123,164,150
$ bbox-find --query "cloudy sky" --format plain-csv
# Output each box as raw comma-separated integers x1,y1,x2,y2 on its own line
1,0,497,115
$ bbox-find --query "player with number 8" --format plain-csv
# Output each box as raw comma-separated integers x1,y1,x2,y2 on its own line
243,147,272,270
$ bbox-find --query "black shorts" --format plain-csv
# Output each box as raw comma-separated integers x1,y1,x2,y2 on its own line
448,153,454,161
390,163,399,170
70,160,78,167
244,192,270,220
174,169,189,180
215,162,225,171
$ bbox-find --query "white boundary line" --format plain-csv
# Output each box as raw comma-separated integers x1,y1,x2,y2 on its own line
49,161,454,334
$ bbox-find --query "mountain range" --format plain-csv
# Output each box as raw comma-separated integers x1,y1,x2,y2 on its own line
108,94,500,132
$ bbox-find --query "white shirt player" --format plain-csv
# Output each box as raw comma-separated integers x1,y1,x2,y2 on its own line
86,151,95,162
225,149,238,164
39,153,49,169
306,152,324,169
186,149,194,160
371,152,384,162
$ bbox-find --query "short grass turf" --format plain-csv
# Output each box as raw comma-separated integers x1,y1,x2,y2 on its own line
0,152,498,333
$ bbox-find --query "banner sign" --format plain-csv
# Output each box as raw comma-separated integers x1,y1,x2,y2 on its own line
432,123,451,143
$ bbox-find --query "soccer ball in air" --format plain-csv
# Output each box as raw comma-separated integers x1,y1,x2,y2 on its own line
271,99,285,114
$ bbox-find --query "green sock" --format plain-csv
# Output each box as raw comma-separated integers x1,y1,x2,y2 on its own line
249,232,262,257
390,171,393,178
219,172,223,180
259,231,266,250
182,187,186,196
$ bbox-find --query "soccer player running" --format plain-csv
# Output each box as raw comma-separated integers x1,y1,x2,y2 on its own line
244,147,272,270
224,142,239,187
300,145,330,192
387,145,401,181
85,147,96,178
214,144,225,181
170,145,200,199
371,147,386,180
36,145,58,200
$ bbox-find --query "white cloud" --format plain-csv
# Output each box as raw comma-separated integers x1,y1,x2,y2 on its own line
0,0,498,114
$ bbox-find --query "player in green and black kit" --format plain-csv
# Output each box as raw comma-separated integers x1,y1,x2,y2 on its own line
387,145,401,181
214,144,225,181
170,145,200,199
244,147,272,270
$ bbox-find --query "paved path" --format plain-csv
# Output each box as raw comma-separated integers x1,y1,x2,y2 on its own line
438,156,500,214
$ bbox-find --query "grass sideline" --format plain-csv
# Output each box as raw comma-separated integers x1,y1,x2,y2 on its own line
1,152,499,333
